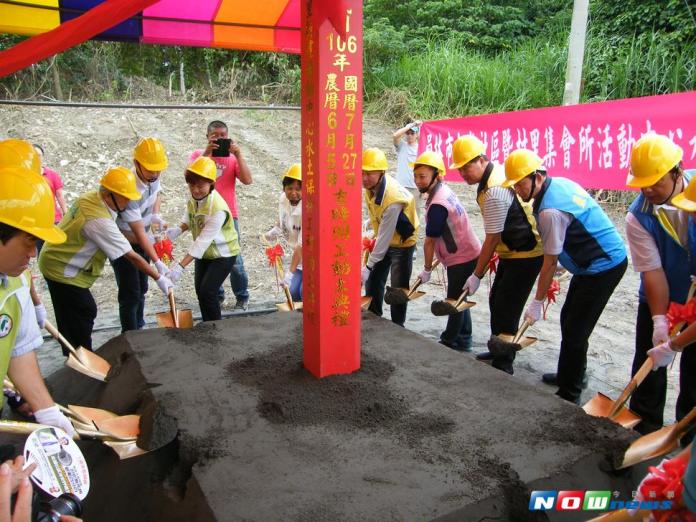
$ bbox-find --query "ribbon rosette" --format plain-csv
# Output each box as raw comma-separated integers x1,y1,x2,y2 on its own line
639,456,693,522
542,278,561,319
667,297,696,332
265,244,284,267
362,236,376,253
153,238,173,264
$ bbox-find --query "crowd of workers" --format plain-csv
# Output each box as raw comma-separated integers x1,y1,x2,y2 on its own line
0,121,694,516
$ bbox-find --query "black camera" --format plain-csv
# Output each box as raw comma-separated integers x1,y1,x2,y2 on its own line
35,493,82,522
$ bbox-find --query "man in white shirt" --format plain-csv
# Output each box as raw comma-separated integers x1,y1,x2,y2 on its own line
393,120,423,220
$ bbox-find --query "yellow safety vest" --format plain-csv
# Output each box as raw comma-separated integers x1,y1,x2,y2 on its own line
476,164,542,259
0,271,32,407
38,191,113,288
187,191,240,260
365,175,419,248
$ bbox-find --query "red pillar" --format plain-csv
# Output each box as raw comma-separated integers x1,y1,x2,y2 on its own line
300,0,362,377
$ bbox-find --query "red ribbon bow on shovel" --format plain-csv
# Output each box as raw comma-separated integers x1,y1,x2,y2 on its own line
543,278,561,319
362,236,376,253
639,456,692,522
265,244,284,267
153,238,173,264
486,253,500,296
667,297,696,332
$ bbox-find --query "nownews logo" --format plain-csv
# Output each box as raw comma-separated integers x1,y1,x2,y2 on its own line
529,490,673,511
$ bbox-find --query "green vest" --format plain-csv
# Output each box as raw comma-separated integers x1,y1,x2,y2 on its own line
39,191,113,288
187,191,240,259
0,271,32,406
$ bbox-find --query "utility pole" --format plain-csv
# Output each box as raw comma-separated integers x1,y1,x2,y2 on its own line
562,0,589,105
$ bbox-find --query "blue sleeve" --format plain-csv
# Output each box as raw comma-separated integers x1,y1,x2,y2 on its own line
426,204,448,238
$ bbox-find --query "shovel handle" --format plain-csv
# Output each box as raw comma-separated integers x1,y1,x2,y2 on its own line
608,358,653,418
673,406,696,439
512,318,533,344
44,320,79,359
408,260,440,298
283,285,295,311
168,289,180,328
453,289,471,309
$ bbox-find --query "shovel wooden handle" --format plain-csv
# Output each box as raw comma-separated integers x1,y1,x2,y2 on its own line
608,358,653,418
168,289,180,328
408,260,440,298
283,285,295,311
511,318,533,344
44,320,79,359
674,406,696,438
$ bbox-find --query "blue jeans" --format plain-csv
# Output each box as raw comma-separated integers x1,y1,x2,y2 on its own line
440,259,477,351
218,218,249,302
365,245,414,327
289,268,303,301
112,243,148,332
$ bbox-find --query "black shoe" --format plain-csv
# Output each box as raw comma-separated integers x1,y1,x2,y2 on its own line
541,372,589,388
476,351,494,361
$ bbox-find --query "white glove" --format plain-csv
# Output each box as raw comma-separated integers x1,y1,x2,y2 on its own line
166,226,183,241
647,341,677,370
154,260,170,277
463,273,481,295
168,263,185,283
264,226,282,242
361,266,372,286
155,274,174,294
150,213,165,227
34,303,47,328
282,272,293,287
34,405,76,438
652,315,670,346
418,269,431,284
524,299,545,324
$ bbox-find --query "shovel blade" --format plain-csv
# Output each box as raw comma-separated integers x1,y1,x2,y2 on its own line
276,301,304,312
384,286,410,306
407,290,426,302
618,425,680,469
496,333,538,350
102,440,148,460
431,298,476,316
66,353,108,382
360,296,372,311
67,405,117,424
156,310,194,329
582,393,642,429
95,415,140,439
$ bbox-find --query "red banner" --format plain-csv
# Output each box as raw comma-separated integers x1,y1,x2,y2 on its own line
419,91,696,190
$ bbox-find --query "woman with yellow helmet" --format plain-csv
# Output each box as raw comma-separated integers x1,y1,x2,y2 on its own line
165,157,241,321
263,164,303,301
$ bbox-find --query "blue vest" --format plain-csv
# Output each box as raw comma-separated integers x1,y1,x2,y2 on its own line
534,177,626,275
628,170,696,304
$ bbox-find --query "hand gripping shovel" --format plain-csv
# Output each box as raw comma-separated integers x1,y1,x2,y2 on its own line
616,406,696,469
487,319,538,359
0,420,146,460
431,288,476,316
385,260,441,306
44,320,110,382
276,285,303,312
156,289,193,328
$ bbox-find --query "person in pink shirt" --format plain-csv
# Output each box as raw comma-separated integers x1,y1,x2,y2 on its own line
189,120,253,310
34,145,68,253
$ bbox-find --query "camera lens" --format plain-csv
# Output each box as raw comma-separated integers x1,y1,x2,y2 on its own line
39,493,82,522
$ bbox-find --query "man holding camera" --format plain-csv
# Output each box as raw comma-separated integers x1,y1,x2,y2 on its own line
189,120,253,310
393,120,423,221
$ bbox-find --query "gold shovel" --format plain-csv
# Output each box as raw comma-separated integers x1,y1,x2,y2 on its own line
617,406,696,469
56,404,140,440
384,260,441,306
156,289,193,328
487,319,538,358
0,420,146,460
431,288,476,316
44,320,110,382
276,285,303,312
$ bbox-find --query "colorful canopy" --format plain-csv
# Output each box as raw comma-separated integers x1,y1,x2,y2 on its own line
0,0,301,53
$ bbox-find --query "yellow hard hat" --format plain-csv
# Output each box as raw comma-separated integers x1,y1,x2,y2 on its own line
100,167,142,200
626,134,683,188
672,177,696,212
186,156,217,183
133,137,168,171
0,139,41,175
0,167,66,244
283,163,301,182
362,148,388,171
410,150,446,177
449,135,486,169
502,149,544,188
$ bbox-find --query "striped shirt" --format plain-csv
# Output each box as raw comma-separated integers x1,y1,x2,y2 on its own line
482,186,514,234
116,174,160,232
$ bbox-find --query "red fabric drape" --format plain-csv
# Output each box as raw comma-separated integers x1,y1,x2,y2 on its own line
0,0,159,78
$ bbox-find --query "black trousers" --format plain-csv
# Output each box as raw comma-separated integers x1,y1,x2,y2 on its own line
489,255,543,370
629,301,696,446
111,244,149,332
45,278,97,355
556,258,627,403
195,256,235,321
440,259,477,349
366,245,414,327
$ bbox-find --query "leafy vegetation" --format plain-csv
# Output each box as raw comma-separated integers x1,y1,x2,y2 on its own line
1,0,694,123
